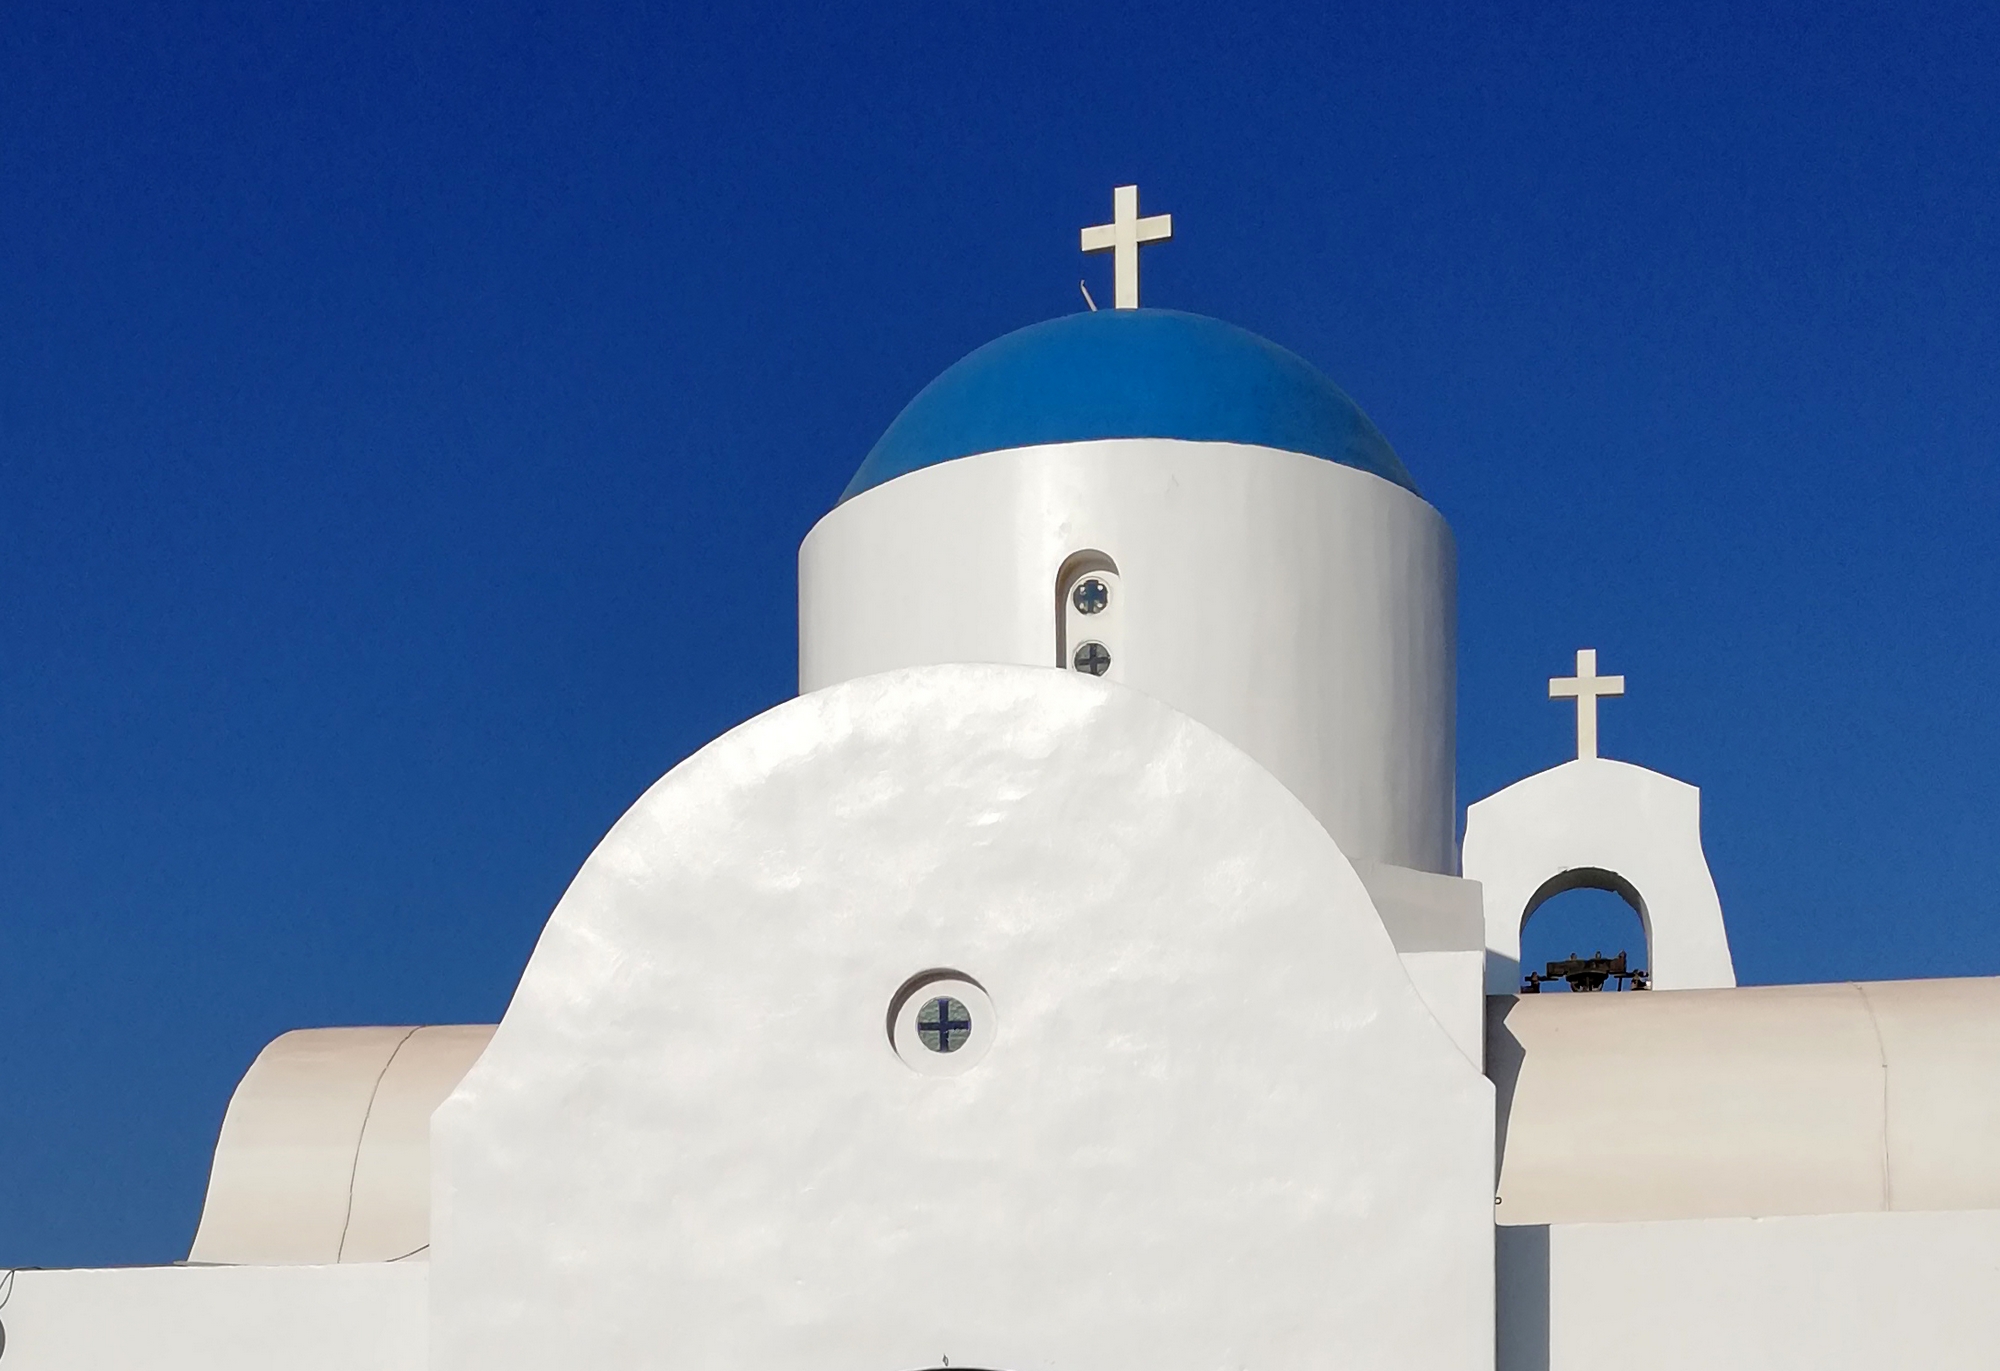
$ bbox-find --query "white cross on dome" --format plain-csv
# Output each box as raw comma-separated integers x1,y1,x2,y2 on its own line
1081,184,1172,309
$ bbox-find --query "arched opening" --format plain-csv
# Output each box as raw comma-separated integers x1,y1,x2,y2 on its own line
1055,549,1121,680
1519,868,1651,993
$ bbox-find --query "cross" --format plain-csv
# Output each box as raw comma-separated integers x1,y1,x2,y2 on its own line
918,996,972,1053
1073,641,1112,677
1549,648,1625,760
1080,185,1172,310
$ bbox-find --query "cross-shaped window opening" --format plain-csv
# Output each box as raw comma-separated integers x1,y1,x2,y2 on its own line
916,996,973,1053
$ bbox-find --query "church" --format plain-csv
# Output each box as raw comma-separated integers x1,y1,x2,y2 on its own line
4,188,1995,1370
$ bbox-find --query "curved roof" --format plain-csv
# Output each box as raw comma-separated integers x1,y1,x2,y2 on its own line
841,308,1417,502
190,1024,494,1264
1491,977,2000,1224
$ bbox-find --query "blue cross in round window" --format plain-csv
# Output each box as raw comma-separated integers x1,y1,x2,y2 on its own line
1071,577,1109,614
916,996,973,1053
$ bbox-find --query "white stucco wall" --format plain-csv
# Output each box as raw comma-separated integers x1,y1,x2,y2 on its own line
1463,758,1734,992
431,664,1494,1371
1401,950,1487,1067
1356,861,1487,1065
1497,1208,2000,1370
798,440,1459,874
0,1263,425,1371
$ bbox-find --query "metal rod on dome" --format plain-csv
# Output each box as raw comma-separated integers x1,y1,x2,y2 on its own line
1079,280,1098,312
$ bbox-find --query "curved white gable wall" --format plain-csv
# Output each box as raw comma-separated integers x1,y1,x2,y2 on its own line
800,439,1458,874
1463,758,1736,993
430,665,1495,1371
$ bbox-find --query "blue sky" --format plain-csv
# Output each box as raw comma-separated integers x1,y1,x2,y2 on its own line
3,0,1996,1266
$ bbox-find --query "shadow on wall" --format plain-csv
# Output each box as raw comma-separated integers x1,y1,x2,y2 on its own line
1496,1224,1551,1371
1489,992,1548,1371
1486,996,1526,1188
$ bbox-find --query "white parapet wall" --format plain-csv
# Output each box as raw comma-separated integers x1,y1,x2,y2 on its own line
1497,1208,2000,1370
1354,860,1487,1066
0,1263,427,1371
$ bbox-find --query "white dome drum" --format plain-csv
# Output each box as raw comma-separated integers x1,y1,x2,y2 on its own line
800,310,1457,874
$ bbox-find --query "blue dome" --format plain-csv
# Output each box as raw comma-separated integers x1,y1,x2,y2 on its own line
841,309,1416,502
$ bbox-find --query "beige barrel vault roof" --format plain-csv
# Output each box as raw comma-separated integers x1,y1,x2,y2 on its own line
189,1025,494,1264
194,975,2000,1259
1490,976,2000,1225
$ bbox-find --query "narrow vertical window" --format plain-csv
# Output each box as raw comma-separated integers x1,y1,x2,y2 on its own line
1055,550,1121,682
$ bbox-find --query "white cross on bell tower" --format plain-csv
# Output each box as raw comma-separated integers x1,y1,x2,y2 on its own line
1081,185,1172,310
1549,648,1625,760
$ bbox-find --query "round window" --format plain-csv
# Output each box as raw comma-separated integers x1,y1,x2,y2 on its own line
888,973,995,1075
915,996,973,1052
